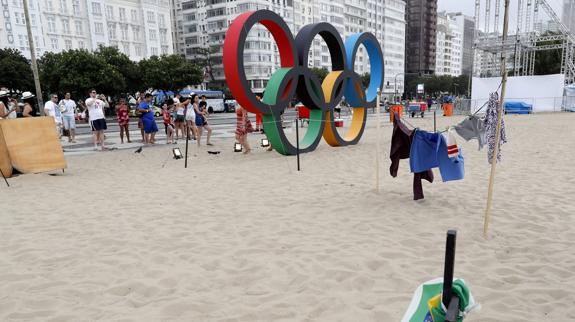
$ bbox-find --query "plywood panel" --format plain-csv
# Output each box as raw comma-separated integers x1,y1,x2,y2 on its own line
0,117,66,175
0,121,12,178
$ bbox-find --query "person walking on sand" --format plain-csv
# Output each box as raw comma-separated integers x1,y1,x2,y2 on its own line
85,89,108,151
196,95,213,146
137,92,146,142
139,93,158,144
235,104,251,154
44,93,63,137
116,98,131,144
174,96,188,141
185,94,197,140
60,92,77,143
162,103,175,144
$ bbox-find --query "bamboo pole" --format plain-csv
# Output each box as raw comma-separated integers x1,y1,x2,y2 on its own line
375,88,381,192
23,0,44,115
484,0,511,238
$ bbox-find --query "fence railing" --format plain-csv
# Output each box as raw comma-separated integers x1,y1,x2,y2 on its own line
453,96,575,114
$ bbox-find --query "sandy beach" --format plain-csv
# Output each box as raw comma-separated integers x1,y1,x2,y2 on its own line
1,112,574,321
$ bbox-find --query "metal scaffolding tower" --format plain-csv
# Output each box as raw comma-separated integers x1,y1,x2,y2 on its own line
475,0,575,84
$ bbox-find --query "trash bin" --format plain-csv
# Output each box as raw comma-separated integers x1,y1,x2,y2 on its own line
443,103,453,116
390,104,403,122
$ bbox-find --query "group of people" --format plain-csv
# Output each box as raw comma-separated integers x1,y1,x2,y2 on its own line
113,92,213,148
1,88,270,154
0,90,38,120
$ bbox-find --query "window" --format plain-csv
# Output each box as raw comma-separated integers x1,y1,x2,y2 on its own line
73,0,80,14
135,45,142,56
108,24,116,39
151,47,158,56
123,43,130,55
147,11,155,23
50,38,58,50
92,2,101,15
62,19,70,34
75,21,83,35
133,27,140,41
131,9,137,22
106,6,114,20
94,22,103,34
78,40,85,48
46,0,53,11
160,31,167,43
121,25,128,40
60,0,67,12
158,14,165,27
149,29,157,41
47,16,56,32
65,39,72,50
119,8,126,20
161,46,168,55
30,14,36,26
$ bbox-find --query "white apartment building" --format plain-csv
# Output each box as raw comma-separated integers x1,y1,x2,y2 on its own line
0,0,173,61
172,0,405,98
435,11,463,77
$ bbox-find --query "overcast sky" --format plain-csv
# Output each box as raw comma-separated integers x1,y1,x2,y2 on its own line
438,0,563,32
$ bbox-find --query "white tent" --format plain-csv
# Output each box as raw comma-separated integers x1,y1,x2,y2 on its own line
471,74,565,113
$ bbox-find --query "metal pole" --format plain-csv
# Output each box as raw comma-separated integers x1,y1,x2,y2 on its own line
442,230,457,308
185,122,189,168
434,110,437,132
295,117,300,171
375,88,381,192
484,0,511,238
23,0,44,115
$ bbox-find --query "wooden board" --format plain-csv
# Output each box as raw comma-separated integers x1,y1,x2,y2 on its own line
0,121,12,178
0,117,66,175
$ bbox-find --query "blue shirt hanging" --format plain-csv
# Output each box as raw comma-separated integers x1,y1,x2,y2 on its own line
410,130,464,182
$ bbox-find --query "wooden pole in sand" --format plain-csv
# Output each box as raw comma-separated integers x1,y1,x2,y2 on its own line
375,88,381,192
23,0,44,115
484,0,511,238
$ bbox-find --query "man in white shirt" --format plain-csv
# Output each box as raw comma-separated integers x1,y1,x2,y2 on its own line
85,89,108,151
59,92,77,143
44,93,62,137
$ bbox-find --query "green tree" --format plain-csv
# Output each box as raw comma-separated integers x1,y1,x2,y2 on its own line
0,48,34,91
138,54,202,91
309,67,329,83
94,45,141,93
39,49,125,98
534,33,562,75
361,73,370,88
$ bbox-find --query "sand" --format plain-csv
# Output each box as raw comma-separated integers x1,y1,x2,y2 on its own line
1,112,574,322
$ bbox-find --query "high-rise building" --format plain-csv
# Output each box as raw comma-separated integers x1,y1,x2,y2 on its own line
435,12,462,76
405,0,437,75
0,0,173,60
172,0,406,98
562,0,575,36
448,12,475,76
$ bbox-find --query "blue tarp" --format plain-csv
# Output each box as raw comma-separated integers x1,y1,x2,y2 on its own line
505,101,533,114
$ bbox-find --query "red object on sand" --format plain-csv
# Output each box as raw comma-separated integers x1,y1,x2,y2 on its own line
298,105,310,119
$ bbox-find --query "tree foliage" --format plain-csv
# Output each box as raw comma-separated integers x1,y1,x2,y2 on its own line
534,32,562,76
138,54,202,91
405,74,470,98
0,48,34,91
94,45,141,93
39,49,124,98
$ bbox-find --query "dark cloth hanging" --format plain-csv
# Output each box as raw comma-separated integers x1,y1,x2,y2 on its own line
389,113,434,200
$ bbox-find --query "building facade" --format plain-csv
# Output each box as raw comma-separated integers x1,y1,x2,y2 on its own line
435,12,462,77
448,12,474,76
562,0,575,36
405,0,437,75
172,0,405,98
0,0,173,61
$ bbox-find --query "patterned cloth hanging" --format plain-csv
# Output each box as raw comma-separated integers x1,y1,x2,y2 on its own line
484,92,507,164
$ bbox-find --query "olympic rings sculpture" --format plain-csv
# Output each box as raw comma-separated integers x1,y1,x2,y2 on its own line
223,10,383,155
